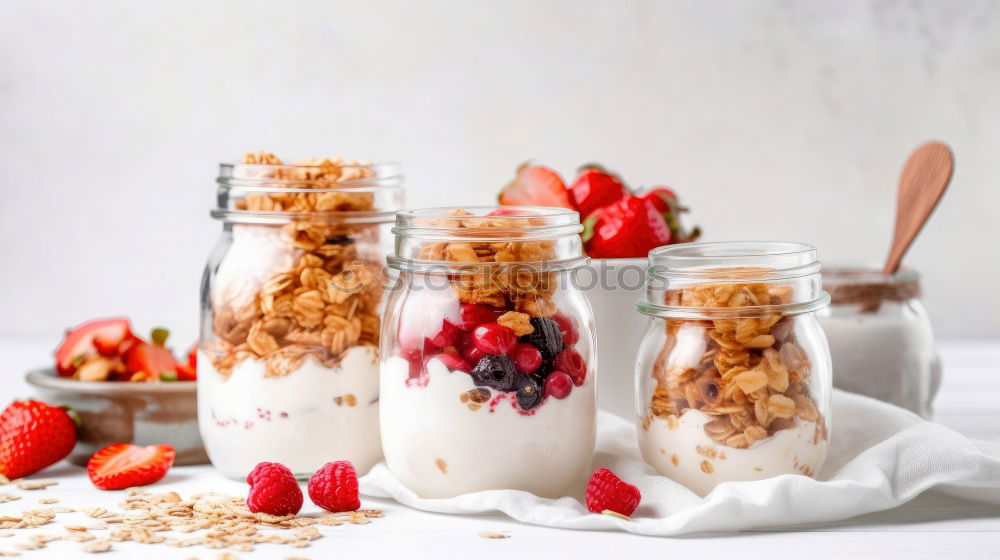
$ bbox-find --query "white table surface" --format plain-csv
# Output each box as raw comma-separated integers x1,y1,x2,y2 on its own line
1,338,997,559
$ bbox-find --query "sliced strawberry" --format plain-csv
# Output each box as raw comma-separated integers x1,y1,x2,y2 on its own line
86,443,175,490
175,363,197,381
498,163,573,209
585,196,672,259
125,341,180,377
55,318,133,376
187,344,197,368
568,167,629,220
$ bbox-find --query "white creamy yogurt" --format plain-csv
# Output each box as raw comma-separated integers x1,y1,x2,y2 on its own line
639,409,828,497
380,355,596,498
819,311,940,418
198,346,382,480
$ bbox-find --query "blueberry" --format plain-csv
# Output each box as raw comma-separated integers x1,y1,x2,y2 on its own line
521,317,564,360
471,355,518,392
515,374,542,410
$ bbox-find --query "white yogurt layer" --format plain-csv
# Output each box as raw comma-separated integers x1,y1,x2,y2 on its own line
380,356,596,498
639,409,828,497
198,346,382,480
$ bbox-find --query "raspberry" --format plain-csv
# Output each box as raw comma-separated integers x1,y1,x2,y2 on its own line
510,343,542,374
307,461,361,513
472,323,518,355
246,462,303,516
521,317,564,359
585,468,640,516
554,348,587,386
543,371,573,399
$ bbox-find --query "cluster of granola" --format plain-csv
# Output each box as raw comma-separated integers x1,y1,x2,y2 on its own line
643,280,827,449
0,484,381,556
416,209,559,317
208,153,384,377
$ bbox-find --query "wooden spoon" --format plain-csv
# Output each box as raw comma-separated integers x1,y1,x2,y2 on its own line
882,141,954,275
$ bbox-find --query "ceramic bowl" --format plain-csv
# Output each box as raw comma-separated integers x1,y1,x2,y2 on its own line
25,369,208,466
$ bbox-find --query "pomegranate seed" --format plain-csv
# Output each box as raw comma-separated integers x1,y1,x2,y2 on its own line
510,343,542,373
472,323,518,356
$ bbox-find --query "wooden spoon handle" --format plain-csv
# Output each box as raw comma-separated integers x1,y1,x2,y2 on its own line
883,141,954,275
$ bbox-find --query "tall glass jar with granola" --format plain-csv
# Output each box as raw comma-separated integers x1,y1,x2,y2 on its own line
380,207,596,498
635,242,832,496
199,153,403,480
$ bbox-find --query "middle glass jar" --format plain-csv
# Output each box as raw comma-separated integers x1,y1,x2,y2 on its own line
381,207,597,498
635,242,832,496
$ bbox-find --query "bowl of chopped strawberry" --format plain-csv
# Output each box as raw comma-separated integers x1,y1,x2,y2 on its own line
25,317,207,466
498,162,701,418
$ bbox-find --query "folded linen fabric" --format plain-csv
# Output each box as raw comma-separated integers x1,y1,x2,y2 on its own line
360,389,1000,536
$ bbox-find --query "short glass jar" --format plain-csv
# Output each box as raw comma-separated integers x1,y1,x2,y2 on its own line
818,266,940,418
199,154,403,479
380,207,596,498
635,242,832,496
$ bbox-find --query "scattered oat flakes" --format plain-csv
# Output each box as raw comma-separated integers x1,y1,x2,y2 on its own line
12,480,56,491
82,539,112,553
670,453,680,467
0,495,19,505
36,498,58,505
0,475,8,485
700,460,715,474
478,532,509,539
601,510,632,521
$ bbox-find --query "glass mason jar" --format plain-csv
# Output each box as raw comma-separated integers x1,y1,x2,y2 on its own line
818,266,940,418
199,155,403,480
380,207,596,498
635,242,832,497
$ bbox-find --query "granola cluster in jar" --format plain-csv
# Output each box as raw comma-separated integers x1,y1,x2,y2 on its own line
415,208,559,317
207,152,385,377
644,279,827,450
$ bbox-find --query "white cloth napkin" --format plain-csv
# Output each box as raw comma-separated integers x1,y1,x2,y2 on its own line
360,389,1000,535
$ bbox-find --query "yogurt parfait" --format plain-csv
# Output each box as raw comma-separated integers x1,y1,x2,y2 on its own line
380,207,597,498
199,153,403,479
635,242,832,496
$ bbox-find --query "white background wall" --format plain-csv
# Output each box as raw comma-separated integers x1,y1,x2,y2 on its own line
1,0,998,347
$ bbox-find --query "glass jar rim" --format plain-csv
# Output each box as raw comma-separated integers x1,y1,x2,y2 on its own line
212,161,404,224
639,241,830,318
388,206,589,272
822,264,921,304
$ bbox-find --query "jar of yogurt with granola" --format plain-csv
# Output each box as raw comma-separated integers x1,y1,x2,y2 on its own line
635,242,832,496
380,207,596,498
199,153,403,479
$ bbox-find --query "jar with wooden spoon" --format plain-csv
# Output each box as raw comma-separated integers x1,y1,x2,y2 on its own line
817,142,952,418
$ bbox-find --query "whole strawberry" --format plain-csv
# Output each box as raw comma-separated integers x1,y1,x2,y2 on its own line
307,461,361,512
585,196,671,259
0,401,77,480
246,462,303,516
585,468,641,517
568,167,628,220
